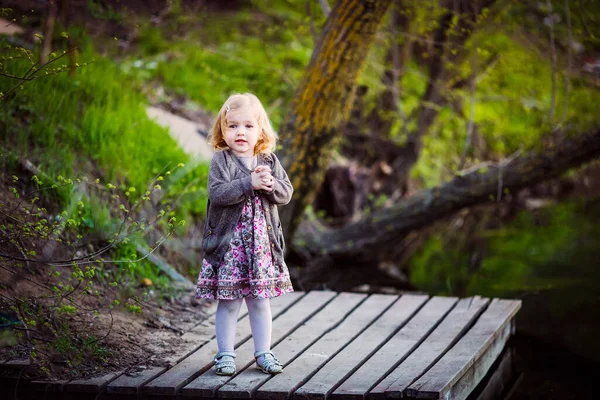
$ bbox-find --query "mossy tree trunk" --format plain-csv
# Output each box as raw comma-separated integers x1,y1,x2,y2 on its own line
278,0,393,239
294,127,600,264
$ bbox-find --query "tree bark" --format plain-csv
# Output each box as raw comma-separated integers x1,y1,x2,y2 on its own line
40,0,58,65
294,127,600,263
365,0,412,138
278,0,393,239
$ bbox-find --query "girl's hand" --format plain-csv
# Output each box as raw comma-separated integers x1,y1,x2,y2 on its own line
252,166,274,192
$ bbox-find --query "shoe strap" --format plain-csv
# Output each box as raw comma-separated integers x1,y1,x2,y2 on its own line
215,351,236,361
254,350,274,359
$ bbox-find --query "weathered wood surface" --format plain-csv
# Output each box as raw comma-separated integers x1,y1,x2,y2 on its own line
106,366,166,395
293,294,429,400
330,296,458,399
370,296,490,399
145,291,307,395
182,291,338,397
406,299,521,399
218,292,367,398
1,291,522,400
66,371,121,393
474,348,518,400
255,294,398,400
29,378,70,392
2,359,29,368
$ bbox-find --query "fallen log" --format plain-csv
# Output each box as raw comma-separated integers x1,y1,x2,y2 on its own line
293,127,600,264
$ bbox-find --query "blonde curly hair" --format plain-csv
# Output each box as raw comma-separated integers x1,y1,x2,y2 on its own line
208,93,277,155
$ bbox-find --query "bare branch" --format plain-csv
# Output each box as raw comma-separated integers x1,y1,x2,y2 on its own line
389,4,409,138
0,47,79,107
318,0,331,17
459,24,479,169
0,72,36,81
306,2,319,44
40,0,58,65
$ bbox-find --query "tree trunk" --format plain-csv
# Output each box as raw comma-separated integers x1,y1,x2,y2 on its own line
294,127,600,263
365,0,412,138
40,0,58,65
342,0,498,201
278,0,393,239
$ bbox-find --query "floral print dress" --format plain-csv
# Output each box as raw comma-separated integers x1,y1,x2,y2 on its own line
196,194,294,300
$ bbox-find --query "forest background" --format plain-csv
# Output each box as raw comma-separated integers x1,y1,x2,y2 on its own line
0,0,599,397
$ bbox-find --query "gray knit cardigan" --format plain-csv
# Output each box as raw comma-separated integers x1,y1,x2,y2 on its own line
202,149,294,267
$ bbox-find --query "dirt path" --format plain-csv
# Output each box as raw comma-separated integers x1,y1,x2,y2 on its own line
0,17,24,36
146,106,214,161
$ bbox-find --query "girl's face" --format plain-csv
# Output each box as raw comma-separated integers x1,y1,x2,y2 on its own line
224,108,260,157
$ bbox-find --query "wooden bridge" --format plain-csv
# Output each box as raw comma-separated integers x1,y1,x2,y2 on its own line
1,291,521,399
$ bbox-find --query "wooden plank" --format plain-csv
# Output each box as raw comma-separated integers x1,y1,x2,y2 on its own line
106,366,166,394
443,320,514,400
182,291,338,398
255,294,399,400
145,291,310,395
0,359,30,380
293,294,429,400
370,296,490,399
2,359,30,368
474,348,517,400
30,379,70,392
66,371,121,393
406,299,521,400
331,296,459,399
216,292,368,399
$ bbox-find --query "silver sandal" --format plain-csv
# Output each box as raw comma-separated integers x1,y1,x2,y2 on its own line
213,351,236,376
254,350,283,374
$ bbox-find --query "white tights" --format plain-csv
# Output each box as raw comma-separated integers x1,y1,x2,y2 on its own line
215,297,272,356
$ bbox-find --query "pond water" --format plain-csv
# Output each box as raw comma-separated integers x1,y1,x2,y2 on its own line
412,199,600,399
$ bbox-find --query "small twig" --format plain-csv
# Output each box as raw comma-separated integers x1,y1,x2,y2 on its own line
318,0,331,17
0,72,36,81
497,150,523,201
459,0,479,171
0,47,79,108
458,149,523,177
3,9,34,29
94,310,114,343
17,237,31,271
305,2,319,45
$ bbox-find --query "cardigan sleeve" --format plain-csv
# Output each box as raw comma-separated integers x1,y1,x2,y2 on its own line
264,153,294,205
208,151,254,206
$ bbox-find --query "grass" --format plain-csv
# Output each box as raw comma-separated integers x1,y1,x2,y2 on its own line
0,40,189,194
132,4,319,128
0,33,210,284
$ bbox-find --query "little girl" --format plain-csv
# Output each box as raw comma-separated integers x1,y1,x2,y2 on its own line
196,93,294,376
